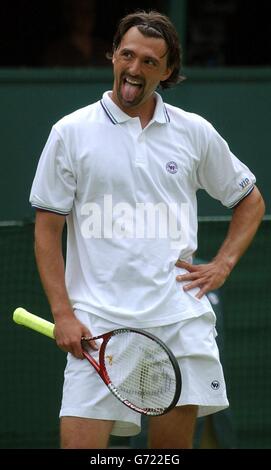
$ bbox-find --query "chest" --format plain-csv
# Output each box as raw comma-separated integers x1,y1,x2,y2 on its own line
72,123,200,202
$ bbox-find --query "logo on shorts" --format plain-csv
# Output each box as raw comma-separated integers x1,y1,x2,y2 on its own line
211,380,220,390
166,161,178,174
106,355,113,366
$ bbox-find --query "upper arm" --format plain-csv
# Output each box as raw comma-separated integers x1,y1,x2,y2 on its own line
233,185,265,214
34,209,66,240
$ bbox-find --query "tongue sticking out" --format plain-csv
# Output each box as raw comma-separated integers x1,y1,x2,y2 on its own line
122,81,142,102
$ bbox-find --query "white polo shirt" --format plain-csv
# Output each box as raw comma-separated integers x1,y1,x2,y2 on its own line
30,91,256,327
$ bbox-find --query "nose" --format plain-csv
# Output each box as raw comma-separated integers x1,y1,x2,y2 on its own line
128,58,141,76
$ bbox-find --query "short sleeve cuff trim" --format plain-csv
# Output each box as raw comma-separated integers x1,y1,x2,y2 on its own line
31,203,70,216
227,185,255,209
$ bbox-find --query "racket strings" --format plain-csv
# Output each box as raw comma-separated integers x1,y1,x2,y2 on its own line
104,332,177,413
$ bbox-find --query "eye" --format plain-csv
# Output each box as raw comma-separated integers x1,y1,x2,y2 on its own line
121,51,133,59
144,58,157,66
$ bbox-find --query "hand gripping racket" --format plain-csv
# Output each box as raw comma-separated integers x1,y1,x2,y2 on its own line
13,307,181,416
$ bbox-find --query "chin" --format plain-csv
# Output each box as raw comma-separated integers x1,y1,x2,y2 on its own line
122,99,138,108
118,94,141,109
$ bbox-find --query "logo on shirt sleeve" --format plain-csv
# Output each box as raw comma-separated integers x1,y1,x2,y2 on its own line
239,178,250,189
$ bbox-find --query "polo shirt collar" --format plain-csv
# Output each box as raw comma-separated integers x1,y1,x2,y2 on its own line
100,91,170,125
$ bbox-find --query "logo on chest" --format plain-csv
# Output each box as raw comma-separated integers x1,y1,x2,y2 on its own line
166,161,178,174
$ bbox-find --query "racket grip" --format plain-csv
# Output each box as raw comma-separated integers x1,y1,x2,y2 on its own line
13,307,55,339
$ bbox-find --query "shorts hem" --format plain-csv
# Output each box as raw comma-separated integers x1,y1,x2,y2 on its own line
177,398,229,418
60,408,140,437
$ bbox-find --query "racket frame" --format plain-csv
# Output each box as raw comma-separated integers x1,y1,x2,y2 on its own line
82,328,182,416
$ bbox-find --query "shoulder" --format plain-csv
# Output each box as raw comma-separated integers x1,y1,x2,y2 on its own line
165,103,211,127
54,100,101,135
164,102,216,150
165,102,214,133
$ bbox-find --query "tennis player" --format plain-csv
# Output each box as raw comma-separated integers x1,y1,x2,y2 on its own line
29,11,265,448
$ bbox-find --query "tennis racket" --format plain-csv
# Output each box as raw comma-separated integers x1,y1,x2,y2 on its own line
13,307,181,416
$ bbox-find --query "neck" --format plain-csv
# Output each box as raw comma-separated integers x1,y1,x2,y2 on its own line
110,92,156,129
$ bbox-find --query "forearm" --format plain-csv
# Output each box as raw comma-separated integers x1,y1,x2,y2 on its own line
35,239,72,320
213,186,265,274
34,212,74,322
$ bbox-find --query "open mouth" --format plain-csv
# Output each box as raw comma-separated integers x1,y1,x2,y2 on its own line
123,77,143,87
121,76,144,102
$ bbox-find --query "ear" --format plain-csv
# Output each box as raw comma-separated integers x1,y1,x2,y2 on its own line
161,67,172,81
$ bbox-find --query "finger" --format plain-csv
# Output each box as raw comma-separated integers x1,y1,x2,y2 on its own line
175,259,193,269
183,279,204,292
58,342,85,359
195,286,209,299
175,259,184,268
87,340,99,351
68,338,86,359
176,272,198,282
73,347,85,360
81,335,99,351
176,260,198,272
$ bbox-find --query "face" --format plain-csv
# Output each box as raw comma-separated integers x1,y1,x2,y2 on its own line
112,26,172,113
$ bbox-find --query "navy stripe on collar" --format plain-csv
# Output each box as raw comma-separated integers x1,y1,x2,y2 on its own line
100,100,118,125
101,98,170,125
163,105,170,123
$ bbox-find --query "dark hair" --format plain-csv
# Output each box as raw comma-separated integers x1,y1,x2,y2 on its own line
110,10,185,89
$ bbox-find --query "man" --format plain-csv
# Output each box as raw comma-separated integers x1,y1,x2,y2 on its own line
30,11,265,449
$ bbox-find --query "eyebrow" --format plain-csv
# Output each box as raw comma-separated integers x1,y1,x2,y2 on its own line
120,48,161,64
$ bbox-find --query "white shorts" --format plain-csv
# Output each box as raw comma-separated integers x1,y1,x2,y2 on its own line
59,310,229,437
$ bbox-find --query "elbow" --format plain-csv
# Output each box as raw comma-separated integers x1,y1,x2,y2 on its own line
255,187,265,221
250,186,265,226
259,197,265,220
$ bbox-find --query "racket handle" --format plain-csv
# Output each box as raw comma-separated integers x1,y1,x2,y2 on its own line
13,307,55,339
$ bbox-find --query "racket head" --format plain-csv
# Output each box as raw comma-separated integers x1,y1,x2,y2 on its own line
84,327,181,416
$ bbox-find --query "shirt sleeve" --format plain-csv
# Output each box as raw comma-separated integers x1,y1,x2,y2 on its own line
196,122,256,208
29,126,76,215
